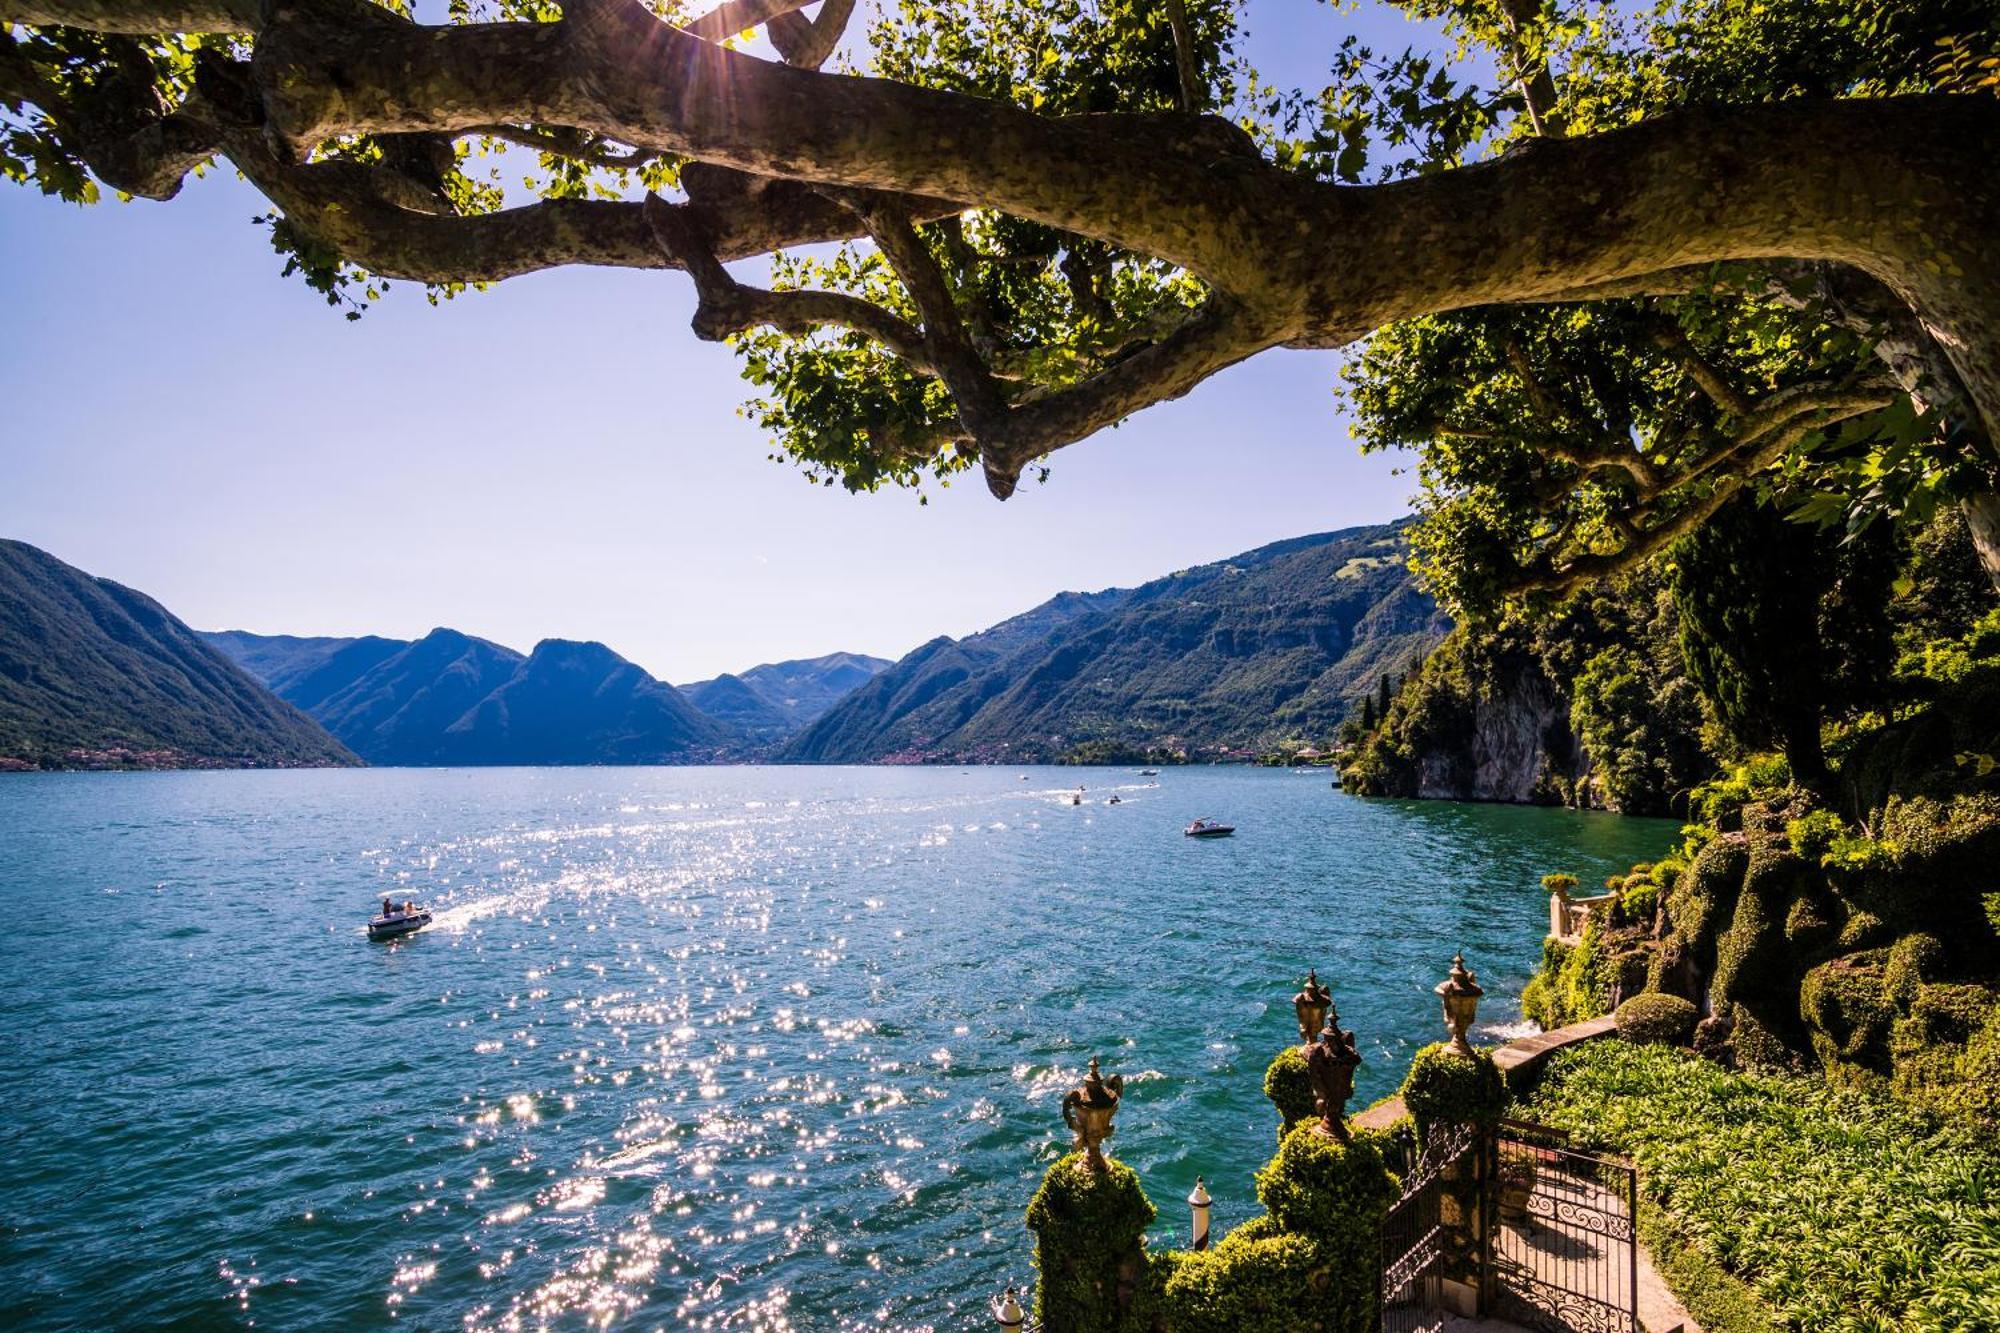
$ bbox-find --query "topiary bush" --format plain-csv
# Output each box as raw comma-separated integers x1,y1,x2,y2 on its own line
1884,933,1946,1007
1614,993,1698,1046
1398,1043,1507,1142
1253,1123,1400,1245
1261,1045,1315,1138
1026,1153,1155,1332
1148,1226,1325,1333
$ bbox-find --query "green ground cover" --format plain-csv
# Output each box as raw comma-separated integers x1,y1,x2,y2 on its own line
1526,1041,2000,1331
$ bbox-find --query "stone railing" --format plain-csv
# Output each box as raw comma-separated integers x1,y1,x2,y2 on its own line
1550,887,1618,943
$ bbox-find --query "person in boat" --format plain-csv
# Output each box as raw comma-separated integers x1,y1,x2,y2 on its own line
382,897,394,917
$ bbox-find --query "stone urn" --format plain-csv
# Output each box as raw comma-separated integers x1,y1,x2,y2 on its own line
1292,968,1332,1046
1304,1013,1362,1141
1062,1057,1124,1171
1436,951,1484,1058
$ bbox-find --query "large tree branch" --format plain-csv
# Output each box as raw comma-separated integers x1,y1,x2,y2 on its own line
977,298,1266,495
7,0,1996,475
1516,389,1895,597
765,0,852,71
0,0,257,32
642,190,935,372
0,33,222,198
845,196,1008,432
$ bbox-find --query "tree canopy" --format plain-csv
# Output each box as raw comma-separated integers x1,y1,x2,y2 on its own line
2,0,1996,591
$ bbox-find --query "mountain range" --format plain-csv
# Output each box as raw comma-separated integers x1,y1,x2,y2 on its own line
3,521,1442,769
0,541,355,770
783,523,1445,763
201,630,875,766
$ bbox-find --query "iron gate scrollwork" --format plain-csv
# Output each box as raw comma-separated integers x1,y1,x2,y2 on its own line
1378,1118,1479,1333
1378,1119,1637,1333
1487,1121,1638,1333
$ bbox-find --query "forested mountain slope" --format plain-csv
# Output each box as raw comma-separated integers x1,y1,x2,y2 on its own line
783,524,1446,763
0,541,355,770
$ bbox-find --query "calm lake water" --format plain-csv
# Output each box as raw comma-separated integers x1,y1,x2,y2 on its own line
0,766,1672,1330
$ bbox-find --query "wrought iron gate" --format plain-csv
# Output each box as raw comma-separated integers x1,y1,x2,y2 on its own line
1378,1119,1637,1333
1488,1121,1638,1333
1378,1120,1478,1333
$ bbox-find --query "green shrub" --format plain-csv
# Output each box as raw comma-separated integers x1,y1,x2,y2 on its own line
1026,1153,1155,1332
1620,878,1660,925
1526,1041,2000,1331
1525,917,1618,1030
1837,908,1889,950
1786,809,1846,862
1800,955,1894,1067
1884,933,1946,1007
1149,1227,1326,1333
1261,1046,1315,1137
1614,993,1697,1046
1398,1043,1507,1141
1143,1126,1397,1333
1542,872,1579,896
1636,1203,1778,1333
1823,831,1897,873
1253,1123,1399,1243
1742,753,1793,792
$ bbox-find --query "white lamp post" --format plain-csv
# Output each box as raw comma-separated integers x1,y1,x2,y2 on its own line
1188,1176,1212,1251
995,1285,1025,1331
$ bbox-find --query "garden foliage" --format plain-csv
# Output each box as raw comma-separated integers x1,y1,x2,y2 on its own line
1529,1041,2000,1330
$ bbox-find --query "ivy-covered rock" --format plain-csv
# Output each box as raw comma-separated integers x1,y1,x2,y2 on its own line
1398,1043,1507,1141
1262,1045,1315,1137
1026,1153,1155,1333
1614,993,1697,1046
1799,955,1895,1075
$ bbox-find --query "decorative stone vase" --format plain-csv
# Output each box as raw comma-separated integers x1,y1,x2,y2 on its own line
1061,1057,1124,1171
1436,951,1485,1058
1292,968,1332,1046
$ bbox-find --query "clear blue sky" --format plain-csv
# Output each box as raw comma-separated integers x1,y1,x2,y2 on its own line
0,0,1444,682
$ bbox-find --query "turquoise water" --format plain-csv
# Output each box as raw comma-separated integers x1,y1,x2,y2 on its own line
0,767,1672,1330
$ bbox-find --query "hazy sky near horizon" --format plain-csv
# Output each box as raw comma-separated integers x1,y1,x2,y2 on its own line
0,0,1444,682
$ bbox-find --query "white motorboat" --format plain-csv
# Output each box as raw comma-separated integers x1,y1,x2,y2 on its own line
368,899,432,941
1183,818,1235,838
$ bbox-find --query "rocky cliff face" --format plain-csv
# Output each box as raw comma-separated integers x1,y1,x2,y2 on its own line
1413,666,1590,804
1339,570,1703,815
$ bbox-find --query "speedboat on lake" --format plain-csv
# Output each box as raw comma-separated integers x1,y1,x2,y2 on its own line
1139,769,1160,777
368,899,432,941
1184,819,1235,838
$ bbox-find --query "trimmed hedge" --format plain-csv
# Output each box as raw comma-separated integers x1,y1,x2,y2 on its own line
1398,1042,1507,1142
1613,993,1697,1046
1261,1045,1315,1137
1026,1153,1154,1332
